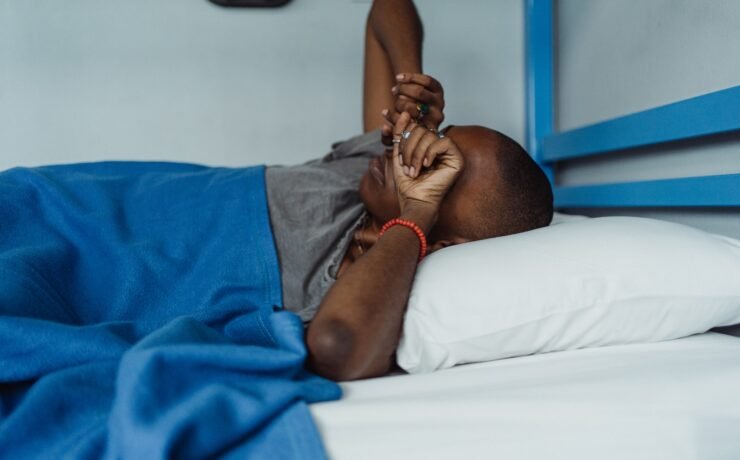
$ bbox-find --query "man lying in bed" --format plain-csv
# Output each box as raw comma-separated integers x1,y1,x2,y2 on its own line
0,0,552,384
290,0,552,380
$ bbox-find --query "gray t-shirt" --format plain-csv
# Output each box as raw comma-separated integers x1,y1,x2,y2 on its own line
265,130,385,322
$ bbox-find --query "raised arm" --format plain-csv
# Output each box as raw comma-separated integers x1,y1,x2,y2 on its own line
363,0,424,133
364,0,446,144
306,113,464,381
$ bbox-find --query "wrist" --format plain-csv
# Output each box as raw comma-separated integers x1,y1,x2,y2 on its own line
392,64,422,78
399,202,437,234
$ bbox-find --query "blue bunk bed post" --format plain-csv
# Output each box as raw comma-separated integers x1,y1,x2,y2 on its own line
525,0,554,183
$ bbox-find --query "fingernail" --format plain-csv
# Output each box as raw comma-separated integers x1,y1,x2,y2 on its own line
396,74,404,80
423,158,429,167
391,86,398,94
409,166,416,177
381,108,388,116
403,165,410,176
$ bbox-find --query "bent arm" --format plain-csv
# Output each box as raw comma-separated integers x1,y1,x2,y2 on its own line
307,113,465,382
306,205,435,381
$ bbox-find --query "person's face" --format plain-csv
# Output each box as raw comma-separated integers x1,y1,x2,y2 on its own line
359,126,459,225
358,148,401,224
358,126,499,249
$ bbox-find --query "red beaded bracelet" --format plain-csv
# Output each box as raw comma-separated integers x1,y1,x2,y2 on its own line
378,218,428,262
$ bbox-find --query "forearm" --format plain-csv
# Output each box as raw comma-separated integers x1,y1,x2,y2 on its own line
367,0,424,75
306,206,435,381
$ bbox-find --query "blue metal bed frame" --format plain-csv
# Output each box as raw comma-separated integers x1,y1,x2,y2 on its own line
525,0,740,209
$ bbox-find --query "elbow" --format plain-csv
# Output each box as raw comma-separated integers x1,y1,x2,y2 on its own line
306,320,365,381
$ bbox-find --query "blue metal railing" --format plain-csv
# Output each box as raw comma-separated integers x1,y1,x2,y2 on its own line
543,86,740,162
525,0,740,209
554,174,740,208
524,0,554,183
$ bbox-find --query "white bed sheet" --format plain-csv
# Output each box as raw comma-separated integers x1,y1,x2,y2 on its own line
311,333,740,460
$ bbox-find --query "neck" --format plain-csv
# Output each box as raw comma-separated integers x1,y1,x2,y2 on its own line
351,214,381,261
337,213,382,278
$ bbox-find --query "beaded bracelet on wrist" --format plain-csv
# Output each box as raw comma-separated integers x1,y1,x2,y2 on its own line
378,218,428,262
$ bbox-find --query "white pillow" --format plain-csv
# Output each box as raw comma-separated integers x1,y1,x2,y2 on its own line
397,217,740,373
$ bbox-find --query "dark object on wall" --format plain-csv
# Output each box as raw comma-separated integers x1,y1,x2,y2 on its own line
208,0,292,7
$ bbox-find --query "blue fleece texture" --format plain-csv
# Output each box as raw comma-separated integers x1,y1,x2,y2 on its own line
0,162,341,459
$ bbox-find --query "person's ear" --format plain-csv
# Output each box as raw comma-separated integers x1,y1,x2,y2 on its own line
428,239,454,253
428,236,472,254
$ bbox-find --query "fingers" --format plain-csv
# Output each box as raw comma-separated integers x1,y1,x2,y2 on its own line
394,97,421,119
391,111,413,147
388,108,454,178
382,109,403,144
396,73,444,93
382,107,412,133
411,130,438,174
391,111,412,183
422,105,445,130
393,86,444,122
426,137,465,173
385,102,443,131
392,83,439,106
391,112,424,176
398,126,447,178
380,122,393,146
391,73,445,129
400,125,427,176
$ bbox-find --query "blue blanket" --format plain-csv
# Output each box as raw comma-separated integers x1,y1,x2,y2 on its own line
0,162,341,459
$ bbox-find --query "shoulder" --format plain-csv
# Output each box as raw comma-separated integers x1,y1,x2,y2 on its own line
323,130,385,163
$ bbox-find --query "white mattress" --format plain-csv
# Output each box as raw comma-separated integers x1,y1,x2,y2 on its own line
311,333,740,460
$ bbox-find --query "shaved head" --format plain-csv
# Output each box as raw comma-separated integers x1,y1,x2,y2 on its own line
433,126,553,243
359,124,553,252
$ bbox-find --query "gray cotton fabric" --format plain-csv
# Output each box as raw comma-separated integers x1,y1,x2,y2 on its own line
265,130,386,323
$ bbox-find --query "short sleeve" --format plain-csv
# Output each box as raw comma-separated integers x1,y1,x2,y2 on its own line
322,130,385,162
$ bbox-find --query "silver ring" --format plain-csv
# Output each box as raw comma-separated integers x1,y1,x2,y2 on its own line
392,138,401,144
437,131,445,139
401,130,412,140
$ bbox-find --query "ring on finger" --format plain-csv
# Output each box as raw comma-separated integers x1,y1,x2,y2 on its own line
425,127,444,139
401,130,412,140
392,138,401,144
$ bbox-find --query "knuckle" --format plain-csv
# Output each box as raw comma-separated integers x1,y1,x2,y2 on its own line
424,147,434,162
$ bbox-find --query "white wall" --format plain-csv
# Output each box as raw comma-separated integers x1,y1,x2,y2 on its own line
556,0,740,132
555,0,740,238
0,0,524,170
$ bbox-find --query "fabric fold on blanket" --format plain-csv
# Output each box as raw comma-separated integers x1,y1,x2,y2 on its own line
0,162,341,459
